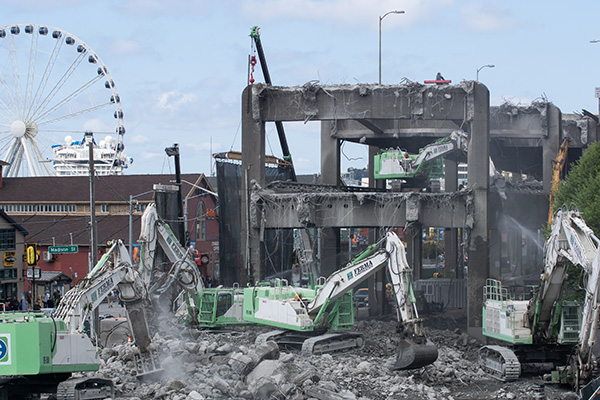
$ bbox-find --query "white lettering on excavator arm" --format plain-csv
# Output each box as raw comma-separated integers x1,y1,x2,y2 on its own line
91,277,114,303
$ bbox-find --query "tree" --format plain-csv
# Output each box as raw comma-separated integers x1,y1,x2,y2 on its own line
550,142,600,301
553,141,600,234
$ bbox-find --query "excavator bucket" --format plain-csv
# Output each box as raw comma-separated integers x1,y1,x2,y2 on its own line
393,338,438,370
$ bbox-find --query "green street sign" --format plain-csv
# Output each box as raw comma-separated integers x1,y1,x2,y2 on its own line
48,245,78,254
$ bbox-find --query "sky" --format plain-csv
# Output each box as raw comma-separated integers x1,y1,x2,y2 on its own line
2,0,600,178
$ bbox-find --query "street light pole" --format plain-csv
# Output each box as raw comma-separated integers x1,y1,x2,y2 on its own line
590,41,600,116
476,64,495,81
379,10,404,84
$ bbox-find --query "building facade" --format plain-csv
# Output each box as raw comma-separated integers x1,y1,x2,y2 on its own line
0,210,28,302
0,174,218,293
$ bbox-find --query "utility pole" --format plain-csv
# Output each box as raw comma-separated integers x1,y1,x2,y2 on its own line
88,138,97,268
88,134,99,336
165,144,185,247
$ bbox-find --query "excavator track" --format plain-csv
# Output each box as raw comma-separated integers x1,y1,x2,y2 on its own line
255,329,287,346
255,330,364,355
479,345,521,382
56,377,114,400
301,332,364,355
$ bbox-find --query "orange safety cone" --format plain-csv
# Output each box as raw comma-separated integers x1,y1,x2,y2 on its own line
127,336,132,344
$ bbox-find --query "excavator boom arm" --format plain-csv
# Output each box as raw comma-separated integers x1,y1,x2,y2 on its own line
139,203,204,295
307,248,389,314
54,241,130,333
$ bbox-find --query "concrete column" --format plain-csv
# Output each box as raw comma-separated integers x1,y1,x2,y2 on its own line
241,85,266,285
489,228,501,278
320,121,340,278
406,224,423,280
457,228,465,279
509,228,522,276
321,121,340,187
444,159,458,277
542,104,561,193
368,145,386,316
467,82,490,339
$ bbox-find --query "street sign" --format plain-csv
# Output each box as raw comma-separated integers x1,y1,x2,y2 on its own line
26,267,41,279
48,245,78,254
3,252,15,267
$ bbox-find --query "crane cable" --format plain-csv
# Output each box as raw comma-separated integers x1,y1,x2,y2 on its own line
248,29,258,85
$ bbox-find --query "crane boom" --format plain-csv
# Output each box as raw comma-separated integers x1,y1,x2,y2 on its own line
250,26,296,180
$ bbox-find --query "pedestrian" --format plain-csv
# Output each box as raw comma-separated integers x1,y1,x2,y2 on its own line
53,290,61,308
107,290,114,308
115,289,123,307
20,293,27,311
9,296,18,311
42,292,49,308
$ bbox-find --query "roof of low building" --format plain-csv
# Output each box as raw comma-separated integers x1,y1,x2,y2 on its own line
0,173,217,246
13,214,141,247
0,209,28,235
37,270,72,283
0,174,206,202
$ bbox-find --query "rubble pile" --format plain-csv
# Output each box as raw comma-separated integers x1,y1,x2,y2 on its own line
93,316,574,400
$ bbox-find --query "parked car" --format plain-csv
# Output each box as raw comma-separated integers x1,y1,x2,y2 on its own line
354,288,368,307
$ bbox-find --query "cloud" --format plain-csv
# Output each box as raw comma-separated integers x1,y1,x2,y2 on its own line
239,0,433,28
460,3,517,32
82,118,113,134
139,150,166,160
185,141,221,152
130,134,150,145
155,91,199,111
107,38,144,56
293,156,312,169
3,0,84,11
116,0,210,17
241,0,381,24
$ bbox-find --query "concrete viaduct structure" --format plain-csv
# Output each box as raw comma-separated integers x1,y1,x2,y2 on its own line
240,81,597,336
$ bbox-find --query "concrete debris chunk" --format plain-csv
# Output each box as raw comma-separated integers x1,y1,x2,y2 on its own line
228,352,255,375
211,375,231,396
306,386,357,400
89,310,575,400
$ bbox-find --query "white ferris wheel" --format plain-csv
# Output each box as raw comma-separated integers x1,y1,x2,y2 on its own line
0,23,128,177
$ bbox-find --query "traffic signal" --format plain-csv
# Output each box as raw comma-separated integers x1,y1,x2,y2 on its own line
26,243,38,266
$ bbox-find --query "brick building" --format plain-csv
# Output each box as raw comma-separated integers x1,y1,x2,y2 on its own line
0,209,28,301
0,173,218,294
